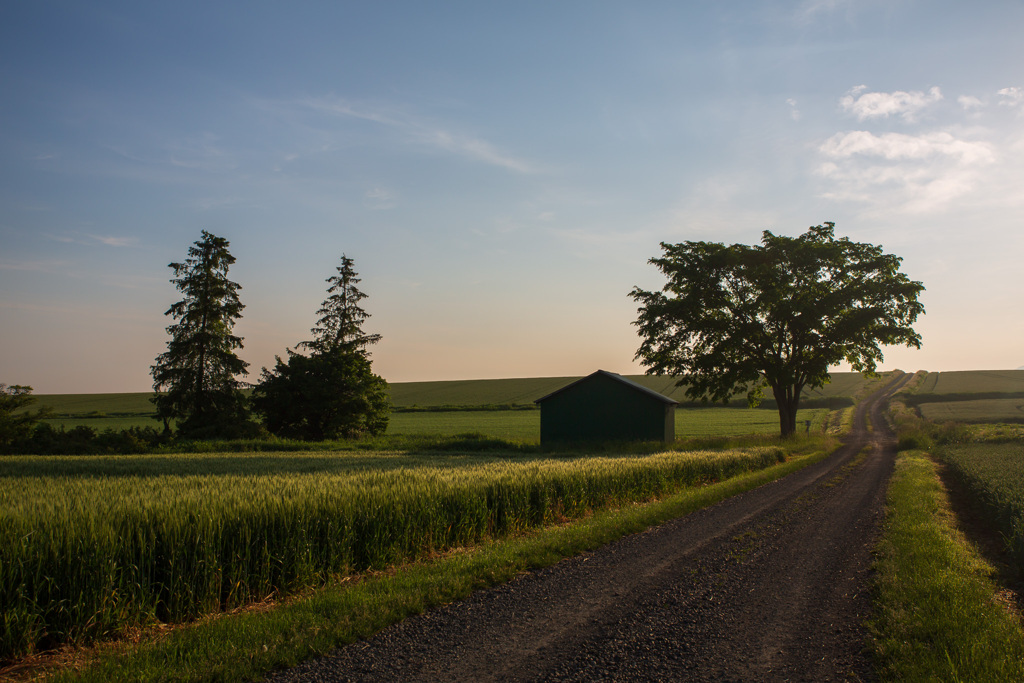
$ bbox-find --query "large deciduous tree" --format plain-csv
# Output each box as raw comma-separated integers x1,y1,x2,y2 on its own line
630,223,925,437
253,254,389,440
151,230,254,438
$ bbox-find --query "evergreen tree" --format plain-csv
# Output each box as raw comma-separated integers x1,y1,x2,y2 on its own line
151,231,255,438
301,254,382,354
253,350,389,440
254,254,389,440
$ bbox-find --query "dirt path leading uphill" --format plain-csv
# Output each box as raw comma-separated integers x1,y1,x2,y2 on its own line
267,376,908,682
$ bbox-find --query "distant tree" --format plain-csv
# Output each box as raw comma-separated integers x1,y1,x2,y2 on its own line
0,384,51,447
630,223,925,437
151,231,256,438
300,254,382,355
253,254,389,440
253,350,389,440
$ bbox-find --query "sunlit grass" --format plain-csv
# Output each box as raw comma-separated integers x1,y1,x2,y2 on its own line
0,446,798,658
871,451,1024,681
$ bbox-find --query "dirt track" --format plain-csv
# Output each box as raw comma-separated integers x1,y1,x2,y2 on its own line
267,375,907,682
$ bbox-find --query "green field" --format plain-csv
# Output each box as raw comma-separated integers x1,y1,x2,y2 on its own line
23,372,866,436
913,369,1024,395
389,372,870,407
387,407,829,443
939,442,1024,567
920,398,1024,423
0,445,792,658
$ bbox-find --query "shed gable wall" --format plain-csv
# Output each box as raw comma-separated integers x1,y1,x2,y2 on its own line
539,373,674,443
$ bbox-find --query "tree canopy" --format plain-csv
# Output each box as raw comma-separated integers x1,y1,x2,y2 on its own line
301,254,382,355
151,230,255,438
0,384,51,447
253,254,389,440
630,223,925,436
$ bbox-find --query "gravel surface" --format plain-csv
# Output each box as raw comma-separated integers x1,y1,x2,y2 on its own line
267,377,907,682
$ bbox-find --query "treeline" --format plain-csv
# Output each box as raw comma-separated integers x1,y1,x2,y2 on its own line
2,232,392,454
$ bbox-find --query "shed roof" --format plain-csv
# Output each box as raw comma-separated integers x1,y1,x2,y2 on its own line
534,370,679,405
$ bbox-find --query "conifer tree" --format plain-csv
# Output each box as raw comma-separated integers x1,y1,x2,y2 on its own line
302,254,382,354
151,231,254,438
254,254,389,440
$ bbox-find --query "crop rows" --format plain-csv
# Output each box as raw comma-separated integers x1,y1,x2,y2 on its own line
940,442,1024,569
0,447,785,657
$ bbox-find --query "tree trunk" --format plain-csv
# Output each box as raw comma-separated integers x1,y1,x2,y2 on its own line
772,385,800,437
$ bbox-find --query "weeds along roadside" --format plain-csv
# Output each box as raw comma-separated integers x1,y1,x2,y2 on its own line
0,435,836,662
874,389,1024,680
870,450,1024,681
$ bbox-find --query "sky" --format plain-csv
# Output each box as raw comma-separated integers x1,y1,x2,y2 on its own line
2,0,1023,394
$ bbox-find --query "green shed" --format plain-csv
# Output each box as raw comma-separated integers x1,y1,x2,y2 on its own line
534,370,678,444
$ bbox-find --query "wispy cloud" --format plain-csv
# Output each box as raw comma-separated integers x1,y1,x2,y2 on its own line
795,0,855,23
0,259,66,272
88,234,138,247
44,232,139,248
364,187,397,210
300,97,540,174
958,95,984,111
786,98,801,121
840,85,943,122
820,130,994,164
997,86,1023,108
817,130,996,213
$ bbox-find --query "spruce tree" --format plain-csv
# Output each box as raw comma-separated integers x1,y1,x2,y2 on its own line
151,231,254,438
302,254,382,354
253,254,389,439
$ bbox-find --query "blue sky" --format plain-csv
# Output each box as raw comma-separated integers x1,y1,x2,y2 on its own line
2,1,1022,393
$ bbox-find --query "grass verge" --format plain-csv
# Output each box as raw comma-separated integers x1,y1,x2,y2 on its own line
870,450,1024,681
42,448,833,683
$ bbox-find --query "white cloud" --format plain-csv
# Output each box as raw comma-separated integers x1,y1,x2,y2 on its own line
820,130,994,165
786,98,801,122
840,85,943,122
957,95,984,110
997,86,1023,108
817,130,996,213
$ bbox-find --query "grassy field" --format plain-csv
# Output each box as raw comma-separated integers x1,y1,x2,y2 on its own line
920,398,1024,423
24,372,863,435
386,407,830,443
389,372,872,407
938,441,1024,568
0,445,797,659
912,369,1024,395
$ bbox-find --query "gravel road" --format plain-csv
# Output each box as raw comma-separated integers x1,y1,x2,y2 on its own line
267,376,907,682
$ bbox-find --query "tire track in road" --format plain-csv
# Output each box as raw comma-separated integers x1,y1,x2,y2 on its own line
268,375,908,682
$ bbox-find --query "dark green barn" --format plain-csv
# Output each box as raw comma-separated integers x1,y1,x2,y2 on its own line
534,370,678,444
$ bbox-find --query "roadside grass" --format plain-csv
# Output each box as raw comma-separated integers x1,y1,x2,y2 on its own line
40,444,834,683
871,450,1024,681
